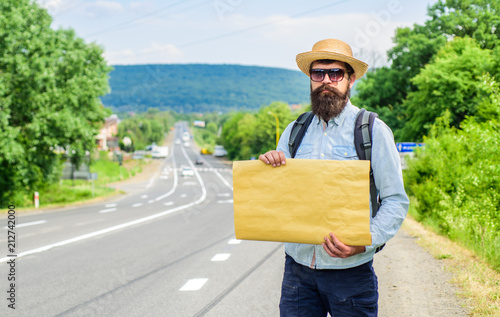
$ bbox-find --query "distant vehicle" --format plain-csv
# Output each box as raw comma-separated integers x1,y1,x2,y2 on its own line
175,139,181,145
132,150,146,160
182,131,190,142
152,146,168,158
180,166,194,177
183,142,190,147
213,145,227,157
200,148,213,155
195,157,203,165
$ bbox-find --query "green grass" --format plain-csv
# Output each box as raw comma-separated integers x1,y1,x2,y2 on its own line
8,158,147,211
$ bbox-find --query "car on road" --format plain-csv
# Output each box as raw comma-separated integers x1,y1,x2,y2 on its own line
175,139,181,145
180,166,194,177
195,157,203,165
183,142,190,147
213,145,227,157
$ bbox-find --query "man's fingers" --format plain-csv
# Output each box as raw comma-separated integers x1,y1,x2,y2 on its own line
322,242,336,257
323,236,340,258
258,154,270,164
328,233,348,253
259,151,286,167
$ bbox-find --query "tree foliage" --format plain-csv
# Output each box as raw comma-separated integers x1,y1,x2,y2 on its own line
220,102,295,160
353,0,500,140
404,77,500,269
0,0,111,204
117,109,173,151
398,37,496,140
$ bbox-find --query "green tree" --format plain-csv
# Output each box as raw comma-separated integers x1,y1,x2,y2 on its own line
0,0,111,204
354,0,499,137
398,37,495,141
404,76,500,268
220,102,294,160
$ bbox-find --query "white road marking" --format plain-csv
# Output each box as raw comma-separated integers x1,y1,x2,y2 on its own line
179,278,208,291
217,199,233,204
4,220,46,229
132,203,143,208
99,208,117,213
141,195,148,199
164,201,174,206
148,200,155,204
211,253,231,262
228,239,241,245
146,172,159,189
105,203,117,208
217,193,231,197
0,141,208,264
180,194,187,198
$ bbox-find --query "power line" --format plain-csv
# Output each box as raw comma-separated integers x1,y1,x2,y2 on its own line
53,1,86,17
88,0,212,36
134,0,351,57
85,0,198,37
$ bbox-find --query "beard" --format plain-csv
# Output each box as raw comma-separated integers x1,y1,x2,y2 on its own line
310,84,351,122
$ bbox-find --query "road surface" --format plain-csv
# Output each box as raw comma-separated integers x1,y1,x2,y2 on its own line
0,123,468,316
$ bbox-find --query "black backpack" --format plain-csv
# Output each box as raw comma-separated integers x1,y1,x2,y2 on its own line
288,109,384,252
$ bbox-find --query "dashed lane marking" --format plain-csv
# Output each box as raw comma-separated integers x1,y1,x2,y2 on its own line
179,278,208,291
217,199,233,204
4,220,46,229
132,203,143,208
228,239,241,245
99,208,117,213
211,253,231,262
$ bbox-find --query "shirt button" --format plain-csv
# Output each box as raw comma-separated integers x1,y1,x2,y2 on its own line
321,153,325,157
324,133,327,136
344,152,347,155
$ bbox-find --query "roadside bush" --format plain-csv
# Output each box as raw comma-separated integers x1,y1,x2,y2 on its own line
405,111,500,270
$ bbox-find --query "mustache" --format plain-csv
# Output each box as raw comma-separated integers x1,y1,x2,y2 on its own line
311,84,346,97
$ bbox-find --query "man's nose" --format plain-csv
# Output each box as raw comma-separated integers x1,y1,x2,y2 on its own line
322,73,333,84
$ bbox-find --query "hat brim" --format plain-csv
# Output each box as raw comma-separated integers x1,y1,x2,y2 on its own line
296,51,368,79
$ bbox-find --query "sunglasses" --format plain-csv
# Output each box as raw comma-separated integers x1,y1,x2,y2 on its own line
310,68,350,82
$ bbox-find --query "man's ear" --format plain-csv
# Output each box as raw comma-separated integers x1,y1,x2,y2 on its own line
349,73,357,88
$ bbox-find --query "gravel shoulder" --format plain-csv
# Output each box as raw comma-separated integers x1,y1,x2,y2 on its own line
375,220,470,316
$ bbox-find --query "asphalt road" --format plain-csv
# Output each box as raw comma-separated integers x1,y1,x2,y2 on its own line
0,122,469,316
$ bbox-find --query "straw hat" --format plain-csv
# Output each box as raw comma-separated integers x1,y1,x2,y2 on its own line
296,39,368,79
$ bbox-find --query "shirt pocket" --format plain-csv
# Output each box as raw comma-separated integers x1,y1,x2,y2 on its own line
331,146,358,160
295,144,314,158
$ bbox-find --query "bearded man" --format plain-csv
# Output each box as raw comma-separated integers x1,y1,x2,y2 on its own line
259,39,409,317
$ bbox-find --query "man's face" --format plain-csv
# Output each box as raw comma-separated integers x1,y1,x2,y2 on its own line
310,60,356,95
309,60,357,122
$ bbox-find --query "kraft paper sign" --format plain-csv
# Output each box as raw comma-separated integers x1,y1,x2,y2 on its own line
233,159,371,246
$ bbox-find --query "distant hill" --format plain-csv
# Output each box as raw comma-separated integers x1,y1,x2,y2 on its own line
101,64,311,113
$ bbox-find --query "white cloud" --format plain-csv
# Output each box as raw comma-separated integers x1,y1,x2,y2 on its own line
82,1,124,19
37,0,67,14
214,12,413,69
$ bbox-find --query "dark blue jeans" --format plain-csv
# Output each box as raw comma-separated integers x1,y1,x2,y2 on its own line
279,255,378,317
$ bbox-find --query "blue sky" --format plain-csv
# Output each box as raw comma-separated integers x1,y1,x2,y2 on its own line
40,0,439,70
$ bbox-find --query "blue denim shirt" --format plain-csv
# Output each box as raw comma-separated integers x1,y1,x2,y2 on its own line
276,101,409,269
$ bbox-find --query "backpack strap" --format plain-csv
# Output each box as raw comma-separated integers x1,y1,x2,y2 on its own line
355,108,385,253
354,109,380,218
288,111,315,158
